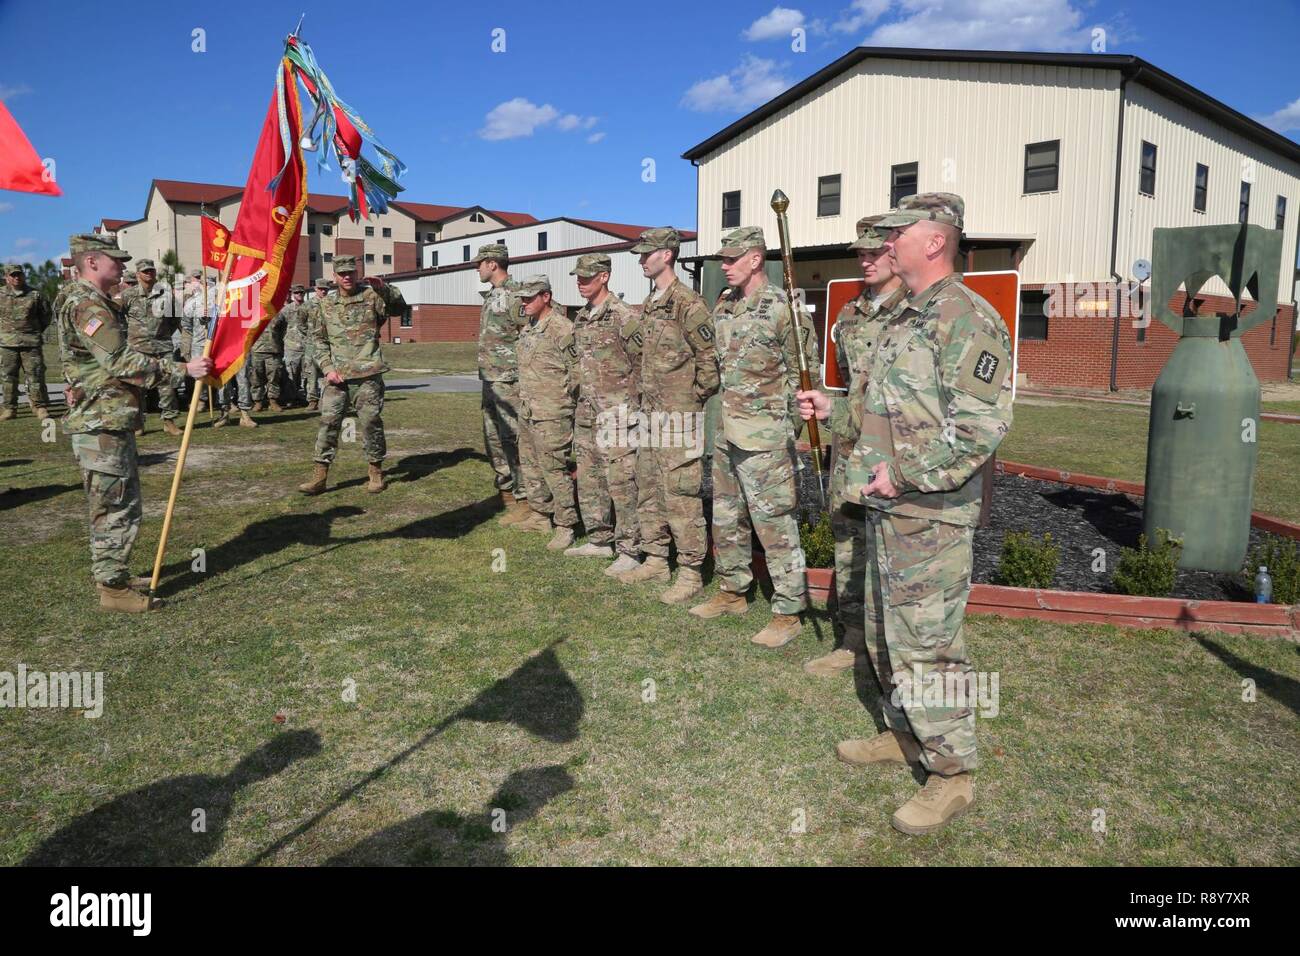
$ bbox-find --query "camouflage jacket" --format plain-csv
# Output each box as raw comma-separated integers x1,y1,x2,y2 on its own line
712,280,818,452
639,278,717,413
828,284,909,504
56,279,186,434
573,293,641,428
281,301,308,354
180,287,214,359
121,284,180,356
252,310,287,357
517,306,577,422
0,285,52,348
312,282,406,380
303,294,330,361
847,272,1013,527
478,278,526,383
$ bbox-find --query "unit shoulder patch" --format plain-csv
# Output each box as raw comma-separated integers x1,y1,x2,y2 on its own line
953,329,1010,403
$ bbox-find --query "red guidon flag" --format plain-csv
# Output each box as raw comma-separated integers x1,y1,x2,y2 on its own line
201,214,231,271
0,101,61,197
208,58,307,385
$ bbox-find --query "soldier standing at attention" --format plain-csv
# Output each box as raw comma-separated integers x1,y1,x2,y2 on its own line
566,253,643,568
248,295,288,413
302,277,330,411
120,259,183,437
803,216,908,677
798,193,1013,835
280,284,308,407
474,243,530,526
689,227,816,649
299,255,405,496
615,228,718,600
179,269,211,415
0,263,52,421
513,275,579,549
56,235,212,612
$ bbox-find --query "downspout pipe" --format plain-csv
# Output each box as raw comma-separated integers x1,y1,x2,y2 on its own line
1109,69,1135,392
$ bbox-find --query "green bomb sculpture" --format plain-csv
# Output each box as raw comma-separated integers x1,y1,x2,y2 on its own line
1144,222,1285,572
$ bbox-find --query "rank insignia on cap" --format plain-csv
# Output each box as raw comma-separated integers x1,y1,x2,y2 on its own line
83,317,104,337
974,350,999,383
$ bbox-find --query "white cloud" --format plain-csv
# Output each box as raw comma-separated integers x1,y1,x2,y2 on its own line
0,202,14,214
479,98,559,141
834,0,892,33
744,7,806,41
587,132,606,144
0,83,32,102
1257,96,1300,133
681,55,793,113
861,0,1104,52
557,113,600,132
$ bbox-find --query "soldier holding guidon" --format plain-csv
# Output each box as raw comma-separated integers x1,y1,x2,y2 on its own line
0,263,52,421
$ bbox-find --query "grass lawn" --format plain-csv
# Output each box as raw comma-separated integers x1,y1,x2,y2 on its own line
382,342,478,375
1265,401,1300,416
1,390,1297,866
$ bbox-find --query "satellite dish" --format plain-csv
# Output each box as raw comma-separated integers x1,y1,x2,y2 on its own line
1132,258,1151,281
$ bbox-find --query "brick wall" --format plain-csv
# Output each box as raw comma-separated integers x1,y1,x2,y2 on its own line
291,235,310,287
386,304,480,343
1017,286,1296,389
392,241,418,275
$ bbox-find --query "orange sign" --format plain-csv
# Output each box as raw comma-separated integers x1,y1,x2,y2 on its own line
821,270,1021,398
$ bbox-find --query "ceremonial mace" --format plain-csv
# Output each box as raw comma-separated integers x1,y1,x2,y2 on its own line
770,189,826,508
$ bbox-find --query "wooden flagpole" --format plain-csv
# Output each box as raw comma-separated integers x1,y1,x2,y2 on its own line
148,251,235,596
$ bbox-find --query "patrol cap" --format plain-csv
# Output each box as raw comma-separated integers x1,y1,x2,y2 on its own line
135,258,157,272
516,274,552,297
332,255,357,273
874,192,965,231
314,277,332,290
717,225,766,257
629,227,681,254
123,272,138,282
290,283,307,293
69,233,131,261
187,268,204,279
848,214,888,251
471,243,509,264
4,263,23,275
569,253,612,278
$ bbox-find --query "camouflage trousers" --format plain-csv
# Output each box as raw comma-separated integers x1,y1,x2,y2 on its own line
863,510,978,776
218,364,252,411
481,379,523,498
248,355,283,404
71,430,142,586
138,349,181,421
0,345,48,410
303,355,322,403
832,500,872,653
315,375,386,465
573,417,639,555
519,416,578,528
635,438,708,569
282,351,304,405
712,440,807,615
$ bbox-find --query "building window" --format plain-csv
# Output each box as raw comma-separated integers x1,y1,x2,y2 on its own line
463,244,471,262
1276,195,1287,231
430,251,439,267
308,223,316,235
309,251,317,262
365,253,375,263
1240,181,1251,223
721,190,741,229
538,231,548,252
1139,141,1157,196
400,312,412,328
1191,163,1209,213
1019,290,1049,340
321,224,333,236
323,252,333,262
1023,140,1059,194
816,174,842,217
890,162,918,207
364,226,374,237
425,232,436,241
382,227,391,238
470,212,485,223
382,254,392,265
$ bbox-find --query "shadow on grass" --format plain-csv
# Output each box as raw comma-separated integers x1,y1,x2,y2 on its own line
0,458,34,468
0,482,80,511
325,765,574,866
22,730,322,867
1195,635,1300,720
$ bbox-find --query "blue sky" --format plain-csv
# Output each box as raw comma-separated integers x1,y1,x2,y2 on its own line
1,0,1298,265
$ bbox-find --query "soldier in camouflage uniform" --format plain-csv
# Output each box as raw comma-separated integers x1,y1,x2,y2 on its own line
616,228,719,600
299,255,406,495
0,263,52,421
55,234,212,612
513,275,579,548
689,227,817,649
566,252,643,564
248,294,287,413
120,259,183,437
302,277,330,410
803,216,909,677
473,243,529,525
799,194,1013,835
280,284,308,406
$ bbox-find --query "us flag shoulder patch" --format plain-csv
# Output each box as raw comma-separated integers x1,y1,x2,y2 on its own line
83,317,104,337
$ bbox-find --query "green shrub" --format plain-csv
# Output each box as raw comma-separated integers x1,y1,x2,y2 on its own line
1112,529,1182,597
798,512,835,569
994,531,1060,589
1243,537,1300,605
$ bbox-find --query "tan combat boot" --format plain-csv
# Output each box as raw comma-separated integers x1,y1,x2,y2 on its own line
565,541,615,558
659,566,704,605
162,419,183,437
298,463,329,495
307,400,319,411
688,589,749,618
97,582,159,613
33,406,49,420
0,407,15,421
269,399,285,413
804,628,862,676
892,772,975,836
514,510,553,533
239,410,258,428
367,463,387,493
751,613,802,648
836,730,923,768
252,400,266,412
547,526,576,551
615,554,670,584
604,554,641,577
212,410,230,428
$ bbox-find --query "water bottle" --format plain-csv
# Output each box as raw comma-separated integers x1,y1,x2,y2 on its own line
1254,566,1273,604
